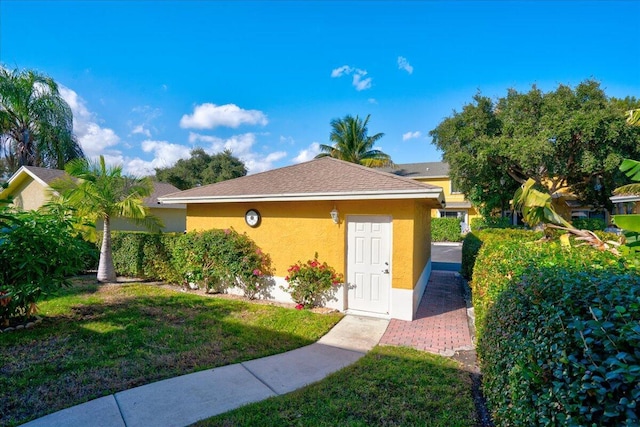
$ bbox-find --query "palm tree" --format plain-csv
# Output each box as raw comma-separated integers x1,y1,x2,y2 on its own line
0,67,83,173
316,114,392,167
50,156,161,282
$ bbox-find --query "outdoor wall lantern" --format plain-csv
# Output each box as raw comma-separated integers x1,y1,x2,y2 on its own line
330,207,339,224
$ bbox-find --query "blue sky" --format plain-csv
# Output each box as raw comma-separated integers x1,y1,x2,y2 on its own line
1,1,639,175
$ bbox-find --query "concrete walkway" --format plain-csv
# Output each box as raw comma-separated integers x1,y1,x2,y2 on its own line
22,267,473,427
21,316,390,427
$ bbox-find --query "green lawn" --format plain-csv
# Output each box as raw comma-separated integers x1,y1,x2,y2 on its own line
0,278,342,427
197,345,476,427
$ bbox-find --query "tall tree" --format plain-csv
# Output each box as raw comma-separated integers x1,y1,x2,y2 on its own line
430,80,640,214
155,148,247,190
51,156,161,282
316,114,392,167
0,67,83,173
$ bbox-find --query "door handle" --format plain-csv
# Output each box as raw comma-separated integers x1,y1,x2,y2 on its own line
382,269,389,274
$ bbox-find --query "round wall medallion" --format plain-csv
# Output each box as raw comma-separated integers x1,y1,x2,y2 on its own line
245,209,261,227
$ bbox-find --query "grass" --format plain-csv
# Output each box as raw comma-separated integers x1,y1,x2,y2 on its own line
196,345,476,427
0,277,342,427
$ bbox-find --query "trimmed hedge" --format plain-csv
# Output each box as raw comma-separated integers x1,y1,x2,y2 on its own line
431,217,463,242
470,216,513,230
481,267,640,426
108,230,272,299
110,232,180,282
571,217,606,231
469,229,639,426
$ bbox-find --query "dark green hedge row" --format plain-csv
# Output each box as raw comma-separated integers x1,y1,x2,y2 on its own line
470,216,513,230
108,230,272,299
466,229,639,426
110,232,180,282
571,217,606,231
431,217,462,242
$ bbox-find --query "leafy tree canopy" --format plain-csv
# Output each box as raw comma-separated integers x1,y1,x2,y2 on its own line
155,148,247,190
430,80,640,214
316,114,392,167
0,67,84,173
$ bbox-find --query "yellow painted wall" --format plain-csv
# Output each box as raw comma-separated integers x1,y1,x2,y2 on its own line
187,199,437,291
412,201,431,284
415,177,481,222
8,177,50,211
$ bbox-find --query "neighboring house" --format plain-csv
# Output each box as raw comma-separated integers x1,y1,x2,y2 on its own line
610,194,640,216
0,166,186,232
379,162,481,226
159,157,445,321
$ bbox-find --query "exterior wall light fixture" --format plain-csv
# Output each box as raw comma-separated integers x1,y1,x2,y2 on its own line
330,207,339,224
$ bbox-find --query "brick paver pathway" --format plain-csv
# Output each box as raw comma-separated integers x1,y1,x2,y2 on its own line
379,270,473,355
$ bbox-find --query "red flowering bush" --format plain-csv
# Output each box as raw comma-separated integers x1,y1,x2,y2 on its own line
284,253,343,308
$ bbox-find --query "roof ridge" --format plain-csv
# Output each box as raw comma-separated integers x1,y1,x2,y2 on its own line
326,157,440,188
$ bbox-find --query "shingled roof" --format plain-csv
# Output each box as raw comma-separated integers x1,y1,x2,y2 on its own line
159,157,444,205
377,162,450,179
1,165,184,209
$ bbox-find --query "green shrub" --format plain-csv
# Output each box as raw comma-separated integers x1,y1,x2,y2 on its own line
460,232,482,279
571,217,606,231
109,232,180,282
480,268,640,426
470,229,615,338
0,210,90,324
284,253,343,308
471,229,638,426
470,216,513,230
109,229,272,299
172,229,272,299
431,217,462,242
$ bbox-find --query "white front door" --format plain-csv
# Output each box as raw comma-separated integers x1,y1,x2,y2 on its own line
347,216,391,315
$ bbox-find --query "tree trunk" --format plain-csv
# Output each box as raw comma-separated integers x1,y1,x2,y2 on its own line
97,216,117,283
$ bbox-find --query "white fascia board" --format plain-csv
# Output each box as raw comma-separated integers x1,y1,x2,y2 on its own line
159,189,444,204
610,195,640,203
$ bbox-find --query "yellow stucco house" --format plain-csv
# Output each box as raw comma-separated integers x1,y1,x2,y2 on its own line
379,162,481,226
0,166,187,232
159,157,445,321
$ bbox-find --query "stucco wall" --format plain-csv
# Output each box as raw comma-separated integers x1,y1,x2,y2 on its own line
417,176,481,222
9,177,50,211
99,207,186,232
186,199,436,291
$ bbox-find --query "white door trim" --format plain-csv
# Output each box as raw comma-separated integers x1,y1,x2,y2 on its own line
345,215,392,316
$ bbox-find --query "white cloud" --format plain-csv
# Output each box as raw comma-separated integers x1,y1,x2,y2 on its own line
331,65,353,78
331,65,373,91
132,125,152,138
180,103,268,130
402,131,422,141
59,86,121,157
398,56,414,74
116,140,192,176
352,70,372,91
293,142,321,163
368,98,378,104
280,135,295,145
188,132,285,174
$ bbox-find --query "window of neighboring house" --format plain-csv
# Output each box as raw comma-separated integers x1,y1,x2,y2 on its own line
571,209,606,220
450,180,461,194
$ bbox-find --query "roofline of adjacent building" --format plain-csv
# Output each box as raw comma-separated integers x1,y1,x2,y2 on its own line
610,194,640,203
159,188,445,205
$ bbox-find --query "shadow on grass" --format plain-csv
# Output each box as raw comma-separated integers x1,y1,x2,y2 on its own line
0,282,341,427
196,345,477,427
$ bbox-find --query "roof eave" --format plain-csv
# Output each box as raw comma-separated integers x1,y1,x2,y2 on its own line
159,189,444,205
